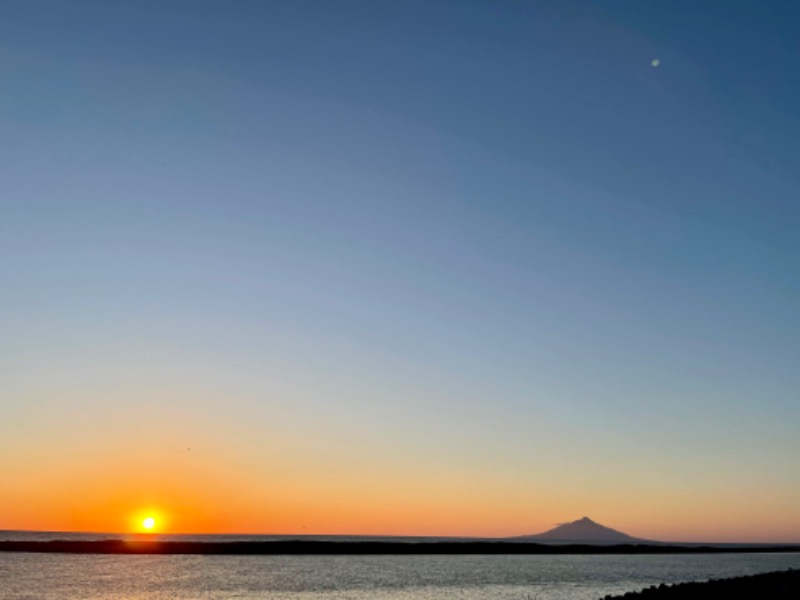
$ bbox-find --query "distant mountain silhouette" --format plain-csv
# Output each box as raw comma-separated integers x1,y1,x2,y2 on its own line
511,517,646,544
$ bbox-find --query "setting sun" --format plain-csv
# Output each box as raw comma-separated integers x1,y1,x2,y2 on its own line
142,517,156,531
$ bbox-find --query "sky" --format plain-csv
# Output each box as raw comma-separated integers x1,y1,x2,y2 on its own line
1,0,799,543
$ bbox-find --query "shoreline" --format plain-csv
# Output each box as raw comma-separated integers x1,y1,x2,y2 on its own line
2,540,800,555
601,568,800,598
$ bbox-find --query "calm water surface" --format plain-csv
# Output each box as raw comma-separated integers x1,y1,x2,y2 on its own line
1,552,798,599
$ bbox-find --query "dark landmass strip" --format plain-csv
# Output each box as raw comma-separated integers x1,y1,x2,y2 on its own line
1,540,800,555
601,569,800,599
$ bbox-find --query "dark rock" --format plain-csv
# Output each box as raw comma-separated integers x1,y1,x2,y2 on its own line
600,569,800,599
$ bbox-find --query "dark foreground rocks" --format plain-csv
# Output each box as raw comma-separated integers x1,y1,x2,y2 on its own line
601,569,800,599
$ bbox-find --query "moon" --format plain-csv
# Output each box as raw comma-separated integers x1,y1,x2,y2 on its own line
651,58,661,67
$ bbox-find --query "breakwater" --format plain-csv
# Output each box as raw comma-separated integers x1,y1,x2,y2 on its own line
601,569,800,599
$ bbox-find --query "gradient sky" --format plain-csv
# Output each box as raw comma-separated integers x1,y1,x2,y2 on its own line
2,0,799,542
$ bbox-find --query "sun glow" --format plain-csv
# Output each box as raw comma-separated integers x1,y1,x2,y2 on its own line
130,508,169,534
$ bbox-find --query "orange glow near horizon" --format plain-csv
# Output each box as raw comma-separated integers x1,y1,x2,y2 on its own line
4,467,800,542
3,392,799,544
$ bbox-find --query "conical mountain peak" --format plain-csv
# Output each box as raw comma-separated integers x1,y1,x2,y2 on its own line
513,517,644,544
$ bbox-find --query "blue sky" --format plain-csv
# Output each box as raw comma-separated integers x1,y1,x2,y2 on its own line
2,1,799,539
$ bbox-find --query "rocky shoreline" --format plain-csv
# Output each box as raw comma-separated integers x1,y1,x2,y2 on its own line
601,569,800,599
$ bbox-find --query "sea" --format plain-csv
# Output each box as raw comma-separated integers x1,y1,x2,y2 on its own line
1,531,798,599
